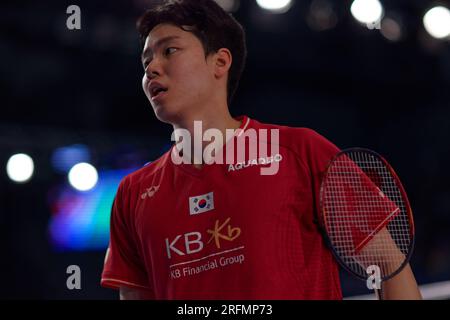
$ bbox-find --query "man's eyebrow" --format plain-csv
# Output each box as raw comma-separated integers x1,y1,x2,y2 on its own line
141,35,181,61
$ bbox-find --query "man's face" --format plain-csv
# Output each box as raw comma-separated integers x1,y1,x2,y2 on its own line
141,23,216,123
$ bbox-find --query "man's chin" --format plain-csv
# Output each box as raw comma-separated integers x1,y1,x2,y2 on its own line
152,104,181,125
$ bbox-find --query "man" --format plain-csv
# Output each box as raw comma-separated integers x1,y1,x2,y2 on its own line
101,0,421,300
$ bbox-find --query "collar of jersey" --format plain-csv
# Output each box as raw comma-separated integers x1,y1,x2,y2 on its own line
172,115,251,177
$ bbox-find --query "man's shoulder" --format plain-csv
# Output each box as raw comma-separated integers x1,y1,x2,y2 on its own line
250,118,332,150
251,117,340,173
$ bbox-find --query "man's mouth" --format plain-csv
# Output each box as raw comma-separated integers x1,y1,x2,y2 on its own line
151,88,168,101
151,87,167,96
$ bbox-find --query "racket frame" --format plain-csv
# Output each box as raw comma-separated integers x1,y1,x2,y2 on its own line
318,147,415,283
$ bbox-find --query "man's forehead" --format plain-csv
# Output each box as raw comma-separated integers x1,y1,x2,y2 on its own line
144,24,185,47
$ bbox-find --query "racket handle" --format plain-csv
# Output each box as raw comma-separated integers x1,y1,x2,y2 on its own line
375,285,384,300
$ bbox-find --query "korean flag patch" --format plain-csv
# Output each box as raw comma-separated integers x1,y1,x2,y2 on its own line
189,192,214,215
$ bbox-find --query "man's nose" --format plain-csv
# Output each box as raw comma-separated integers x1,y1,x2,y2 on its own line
145,58,162,79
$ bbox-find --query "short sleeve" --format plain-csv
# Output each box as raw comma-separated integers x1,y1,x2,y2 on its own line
304,130,400,254
101,179,152,292
301,129,341,217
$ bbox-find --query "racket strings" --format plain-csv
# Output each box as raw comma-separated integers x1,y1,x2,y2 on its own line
322,151,412,279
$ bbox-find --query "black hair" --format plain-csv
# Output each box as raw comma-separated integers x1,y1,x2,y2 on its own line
137,0,247,103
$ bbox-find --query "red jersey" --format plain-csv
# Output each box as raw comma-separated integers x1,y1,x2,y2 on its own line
101,115,343,299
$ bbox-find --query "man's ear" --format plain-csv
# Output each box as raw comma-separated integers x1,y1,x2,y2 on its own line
213,48,232,79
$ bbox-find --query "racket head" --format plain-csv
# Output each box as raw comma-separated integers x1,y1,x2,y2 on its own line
318,148,415,282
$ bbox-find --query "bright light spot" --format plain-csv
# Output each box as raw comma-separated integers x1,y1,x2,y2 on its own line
215,0,239,12
423,6,450,39
6,153,34,183
351,0,384,24
256,0,293,14
381,17,402,42
68,163,98,191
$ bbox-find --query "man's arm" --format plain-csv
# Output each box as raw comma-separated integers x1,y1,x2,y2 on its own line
381,263,422,300
358,227,422,300
120,286,155,300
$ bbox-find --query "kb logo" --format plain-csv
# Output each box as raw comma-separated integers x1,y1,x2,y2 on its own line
165,218,242,259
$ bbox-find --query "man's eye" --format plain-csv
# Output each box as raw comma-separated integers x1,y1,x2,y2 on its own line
143,57,153,69
165,47,177,55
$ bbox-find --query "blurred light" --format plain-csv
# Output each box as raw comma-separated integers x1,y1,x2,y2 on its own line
6,153,34,183
423,6,450,39
68,163,98,191
51,144,91,173
350,0,384,25
307,0,338,31
49,168,136,251
256,0,293,14
381,17,402,42
215,0,240,12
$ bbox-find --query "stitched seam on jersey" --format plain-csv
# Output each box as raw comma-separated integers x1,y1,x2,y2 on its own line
101,277,151,290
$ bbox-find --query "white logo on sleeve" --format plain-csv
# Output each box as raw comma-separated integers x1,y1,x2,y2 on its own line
189,192,214,215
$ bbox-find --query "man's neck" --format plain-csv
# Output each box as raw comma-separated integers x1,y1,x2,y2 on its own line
172,109,242,168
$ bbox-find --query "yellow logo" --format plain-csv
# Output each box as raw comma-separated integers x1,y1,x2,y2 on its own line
207,217,241,249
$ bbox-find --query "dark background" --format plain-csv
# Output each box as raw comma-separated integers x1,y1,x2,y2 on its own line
1,0,449,299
